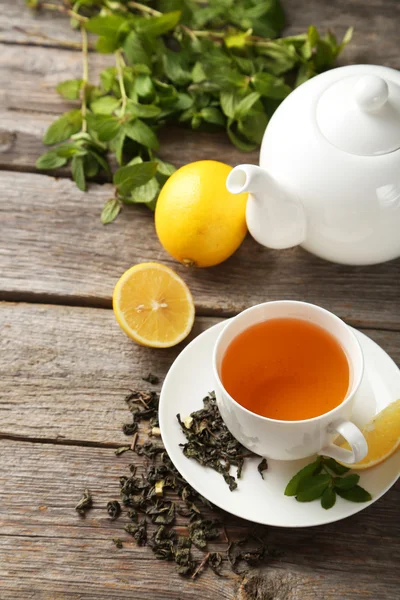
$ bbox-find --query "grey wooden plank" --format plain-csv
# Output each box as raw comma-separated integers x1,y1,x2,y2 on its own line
1,0,399,70
1,172,400,327
0,301,399,443
0,439,399,599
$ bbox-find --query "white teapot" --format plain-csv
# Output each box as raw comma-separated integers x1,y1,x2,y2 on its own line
226,65,400,265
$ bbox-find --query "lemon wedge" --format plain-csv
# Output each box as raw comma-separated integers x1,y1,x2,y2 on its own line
339,399,400,469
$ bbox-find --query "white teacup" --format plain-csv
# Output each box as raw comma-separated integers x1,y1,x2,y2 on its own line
213,301,368,462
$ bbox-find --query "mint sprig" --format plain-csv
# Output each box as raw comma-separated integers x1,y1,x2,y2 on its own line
28,1,352,222
285,456,372,509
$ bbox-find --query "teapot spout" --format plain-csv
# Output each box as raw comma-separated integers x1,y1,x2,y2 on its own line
227,164,306,250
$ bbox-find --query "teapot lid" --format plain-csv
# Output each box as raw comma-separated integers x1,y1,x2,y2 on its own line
316,73,400,156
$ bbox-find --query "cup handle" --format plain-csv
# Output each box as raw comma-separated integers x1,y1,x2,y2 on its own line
319,419,368,464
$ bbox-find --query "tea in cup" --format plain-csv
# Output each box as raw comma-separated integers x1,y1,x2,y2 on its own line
213,301,368,462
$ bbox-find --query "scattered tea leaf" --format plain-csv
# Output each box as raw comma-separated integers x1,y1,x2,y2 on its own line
257,458,268,479
142,373,159,385
112,537,123,549
75,488,92,515
115,446,131,456
107,500,121,520
178,392,262,490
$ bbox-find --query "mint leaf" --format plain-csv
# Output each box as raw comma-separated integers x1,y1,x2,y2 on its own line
200,107,225,126
234,92,261,119
336,485,372,503
284,458,322,496
71,155,86,191
91,96,121,115
322,458,350,475
134,75,154,99
334,474,360,490
296,474,331,502
321,487,336,510
124,119,159,150
96,35,121,54
156,159,176,178
83,153,100,178
36,150,67,170
101,198,121,225
56,79,83,100
123,31,150,67
135,11,181,37
43,110,82,145
130,177,160,206
252,72,291,99
87,114,120,142
227,119,258,151
114,161,158,189
126,101,161,118
85,15,127,37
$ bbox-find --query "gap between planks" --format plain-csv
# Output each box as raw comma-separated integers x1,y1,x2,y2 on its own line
1,291,399,330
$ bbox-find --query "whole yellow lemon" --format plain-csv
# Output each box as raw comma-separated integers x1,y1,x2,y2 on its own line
155,160,248,268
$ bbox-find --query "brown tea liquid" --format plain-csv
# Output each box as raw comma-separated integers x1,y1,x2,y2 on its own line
221,318,350,421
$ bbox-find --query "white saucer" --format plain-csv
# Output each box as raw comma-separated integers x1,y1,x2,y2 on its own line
159,321,400,527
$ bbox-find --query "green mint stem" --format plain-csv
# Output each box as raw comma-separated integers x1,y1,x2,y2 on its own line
115,50,128,115
41,2,88,22
80,26,89,134
128,1,161,16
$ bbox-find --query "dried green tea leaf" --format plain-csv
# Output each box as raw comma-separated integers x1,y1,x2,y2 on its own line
115,446,131,456
75,488,92,515
107,500,121,520
124,518,148,545
257,458,268,480
142,373,159,384
112,537,123,549
122,422,138,435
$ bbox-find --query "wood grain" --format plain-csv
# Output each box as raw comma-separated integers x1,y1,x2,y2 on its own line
0,439,399,599
1,301,399,444
1,0,399,69
1,171,400,326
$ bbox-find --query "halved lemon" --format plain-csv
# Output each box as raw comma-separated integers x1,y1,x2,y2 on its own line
113,262,195,348
339,399,400,469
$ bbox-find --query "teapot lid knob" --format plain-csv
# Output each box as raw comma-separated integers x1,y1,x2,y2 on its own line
354,75,389,112
316,69,400,156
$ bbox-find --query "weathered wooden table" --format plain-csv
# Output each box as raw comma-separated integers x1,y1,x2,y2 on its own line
1,1,399,598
